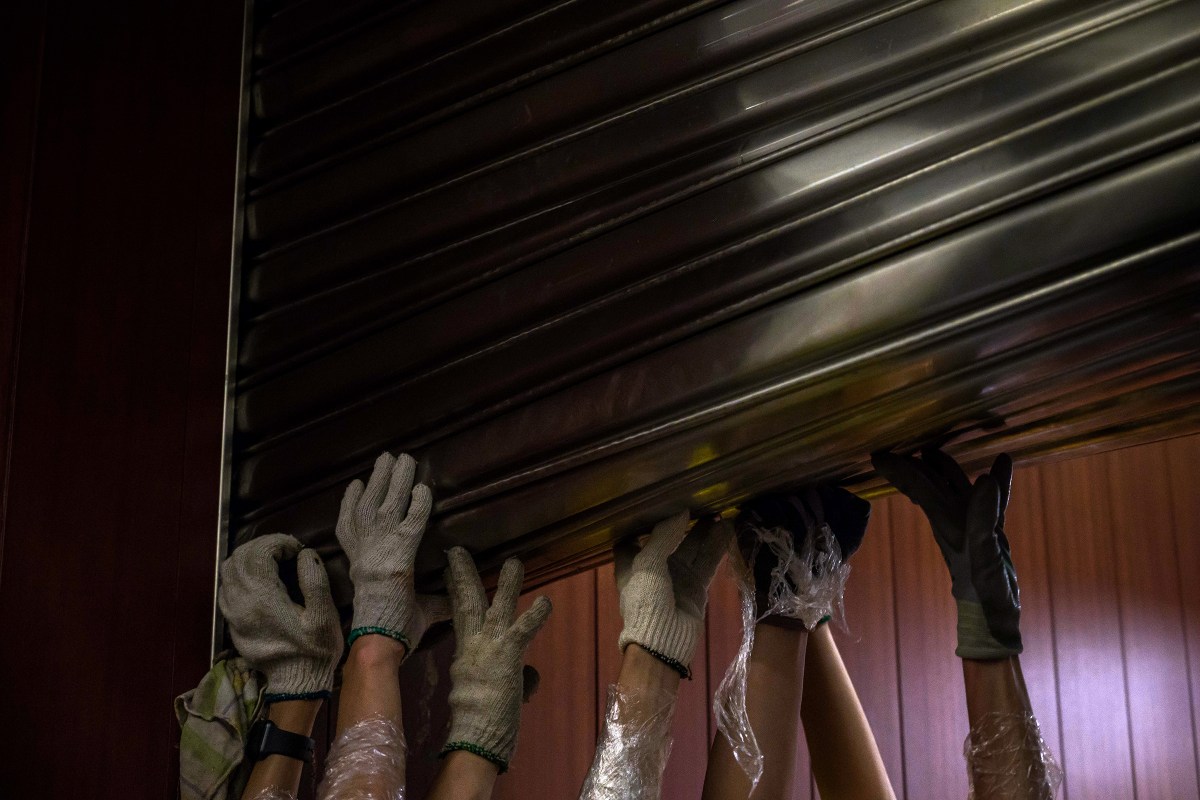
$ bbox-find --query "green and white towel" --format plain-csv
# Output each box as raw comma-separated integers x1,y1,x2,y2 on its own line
176,655,265,800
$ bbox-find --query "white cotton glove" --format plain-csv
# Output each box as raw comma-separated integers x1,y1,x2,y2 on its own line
616,512,731,678
218,533,343,700
337,451,437,654
442,547,552,772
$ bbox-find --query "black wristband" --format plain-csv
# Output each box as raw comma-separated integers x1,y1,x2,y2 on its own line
639,644,692,679
246,718,315,763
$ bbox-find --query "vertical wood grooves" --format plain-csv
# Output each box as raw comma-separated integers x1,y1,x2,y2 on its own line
1109,455,1141,800
1167,440,1200,792
1036,466,1070,800
887,503,911,800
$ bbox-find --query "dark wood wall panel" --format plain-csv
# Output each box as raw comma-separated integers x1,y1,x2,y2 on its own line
889,494,971,799
1040,455,1138,798
1105,446,1200,799
0,0,46,573
474,434,1200,799
0,0,244,794
1165,438,1200,792
1005,468,1064,760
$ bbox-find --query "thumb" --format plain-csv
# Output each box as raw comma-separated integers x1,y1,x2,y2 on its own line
966,475,1002,548
989,453,1014,530
966,476,1008,602
296,549,336,615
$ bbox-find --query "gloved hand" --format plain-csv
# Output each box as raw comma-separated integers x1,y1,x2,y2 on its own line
336,451,434,654
616,512,731,678
872,448,1021,659
734,484,870,628
218,533,343,701
442,547,552,772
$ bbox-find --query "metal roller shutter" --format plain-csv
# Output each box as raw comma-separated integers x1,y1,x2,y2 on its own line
231,0,1200,595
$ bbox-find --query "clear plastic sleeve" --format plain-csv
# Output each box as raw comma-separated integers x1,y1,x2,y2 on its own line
316,717,408,800
713,522,850,790
245,790,297,800
579,684,676,800
963,712,1064,799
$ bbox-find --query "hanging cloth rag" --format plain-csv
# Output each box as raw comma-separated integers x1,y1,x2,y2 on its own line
176,654,266,800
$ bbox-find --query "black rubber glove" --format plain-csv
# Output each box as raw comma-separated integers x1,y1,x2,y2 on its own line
735,484,870,626
872,448,1021,659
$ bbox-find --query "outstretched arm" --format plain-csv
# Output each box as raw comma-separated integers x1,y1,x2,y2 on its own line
703,620,809,800
430,547,552,800
704,484,880,799
582,513,729,799
873,449,1060,800
317,451,446,799
241,700,322,799
961,656,1057,800
800,623,895,800
218,534,343,800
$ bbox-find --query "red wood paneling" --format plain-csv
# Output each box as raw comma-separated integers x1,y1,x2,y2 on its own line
399,630,456,798
889,492,971,800
1105,444,1200,799
705,564,745,729
1006,467,1064,760
1165,436,1200,794
1040,454,1137,799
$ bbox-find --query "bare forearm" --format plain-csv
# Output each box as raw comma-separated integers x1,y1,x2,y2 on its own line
703,622,808,800
619,643,682,695
429,750,499,800
321,635,409,799
962,656,1033,722
242,700,321,799
336,635,406,736
580,645,680,799
800,625,895,800
961,657,1054,800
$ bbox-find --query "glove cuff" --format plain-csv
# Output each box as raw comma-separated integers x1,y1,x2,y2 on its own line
441,676,516,767
955,599,1023,660
441,739,509,773
618,611,698,674
350,584,424,654
263,654,337,701
441,714,516,772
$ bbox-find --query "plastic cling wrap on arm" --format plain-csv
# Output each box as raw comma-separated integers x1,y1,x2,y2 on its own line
246,790,298,800
964,712,1063,799
713,522,850,790
316,717,407,800
579,684,676,800
711,557,763,788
